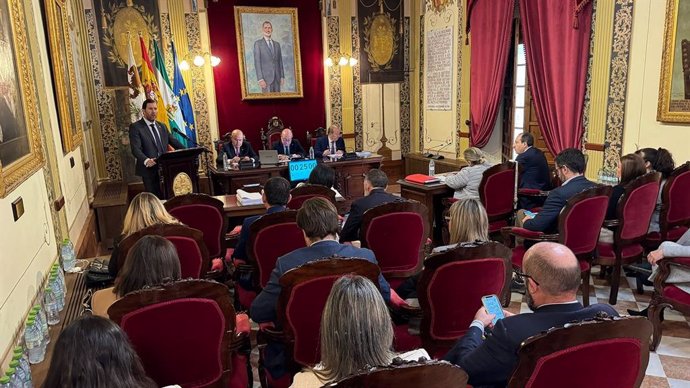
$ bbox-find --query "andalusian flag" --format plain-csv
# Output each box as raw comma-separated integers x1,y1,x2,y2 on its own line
138,36,167,126
153,40,186,147
126,37,145,123
171,41,197,145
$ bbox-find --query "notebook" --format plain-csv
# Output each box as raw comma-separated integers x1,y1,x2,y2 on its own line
404,174,441,185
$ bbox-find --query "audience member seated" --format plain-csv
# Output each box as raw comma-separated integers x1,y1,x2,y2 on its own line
218,129,258,164
233,177,291,262
520,148,595,233
290,275,429,388
107,192,181,277
396,198,489,299
92,236,181,317
296,163,343,200
445,147,492,200
314,125,345,159
514,132,551,209
443,242,618,387
273,128,305,160
635,147,675,233
43,315,157,388
340,169,401,243
598,153,646,244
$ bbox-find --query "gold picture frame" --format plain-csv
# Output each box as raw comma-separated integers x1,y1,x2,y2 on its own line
45,0,83,151
0,0,44,198
658,0,690,123
234,6,303,100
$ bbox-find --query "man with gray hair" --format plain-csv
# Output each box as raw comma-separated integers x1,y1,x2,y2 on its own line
444,242,617,387
314,125,345,158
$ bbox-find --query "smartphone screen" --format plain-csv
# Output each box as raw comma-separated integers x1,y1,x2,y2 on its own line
481,294,505,325
524,210,537,218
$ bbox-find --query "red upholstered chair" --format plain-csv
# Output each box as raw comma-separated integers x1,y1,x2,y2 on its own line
479,162,517,233
507,316,652,388
260,117,285,150
108,279,251,388
287,185,337,209
416,242,512,358
329,360,469,387
645,162,690,250
594,172,661,304
306,127,326,149
648,256,690,350
502,186,613,306
359,201,429,289
258,258,380,388
117,224,213,279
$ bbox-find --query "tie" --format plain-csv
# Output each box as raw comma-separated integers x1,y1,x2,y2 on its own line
150,124,164,155
235,147,240,156
268,40,274,54
330,141,336,154
284,145,289,155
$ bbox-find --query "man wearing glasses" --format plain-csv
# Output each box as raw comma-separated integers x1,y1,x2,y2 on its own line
443,242,617,387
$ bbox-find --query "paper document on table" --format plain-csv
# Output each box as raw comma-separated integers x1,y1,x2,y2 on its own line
236,189,263,206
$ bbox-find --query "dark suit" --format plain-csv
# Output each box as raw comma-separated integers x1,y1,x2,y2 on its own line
523,175,596,233
129,118,185,198
253,38,284,92
233,205,286,262
606,184,625,220
314,136,345,158
340,188,402,242
218,141,258,163
272,139,305,157
444,302,618,388
516,147,552,209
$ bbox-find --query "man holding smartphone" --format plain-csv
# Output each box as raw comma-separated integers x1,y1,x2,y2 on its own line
443,242,617,387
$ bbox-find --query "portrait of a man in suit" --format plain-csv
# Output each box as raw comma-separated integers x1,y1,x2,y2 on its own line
254,21,284,93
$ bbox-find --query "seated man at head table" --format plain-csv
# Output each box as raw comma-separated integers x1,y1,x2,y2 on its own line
217,129,258,164
314,124,345,159
443,242,618,388
272,127,305,161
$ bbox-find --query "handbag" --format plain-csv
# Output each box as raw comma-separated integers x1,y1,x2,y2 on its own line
84,259,115,288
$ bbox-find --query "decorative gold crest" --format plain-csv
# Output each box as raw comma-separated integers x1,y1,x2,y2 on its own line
427,0,454,14
101,2,158,70
363,12,398,71
172,172,193,196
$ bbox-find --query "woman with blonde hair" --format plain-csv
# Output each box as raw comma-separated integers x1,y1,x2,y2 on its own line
107,192,181,277
445,147,493,199
290,276,428,387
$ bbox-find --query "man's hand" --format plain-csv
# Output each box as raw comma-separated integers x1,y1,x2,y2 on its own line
648,249,665,265
322,149,331,156
503,310,515,318
231,156,241,163
335,150,344,156
258,79,267,89
473,307,495,329
278,154,289,161
144,158,157,168
241,156,250,161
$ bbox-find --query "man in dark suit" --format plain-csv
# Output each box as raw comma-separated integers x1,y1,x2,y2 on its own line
218,129,258,164
314,125,346,158
340,169,401,242
444,242,618,387
129,98,186,198
514,132,551,209
253,21,284,93
520,148,595,233
272,128,305,161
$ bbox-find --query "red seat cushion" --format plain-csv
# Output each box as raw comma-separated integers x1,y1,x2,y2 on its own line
596,242,644,263
236,286,257,310
488,220,509,233
393,324,422,352
663,285,690,307
646,226,689,244
229,354,249,388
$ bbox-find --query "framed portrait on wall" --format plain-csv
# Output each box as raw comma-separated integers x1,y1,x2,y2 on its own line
658,0,690,123
44,0,83,152
0,0,44,198
234,6,303,100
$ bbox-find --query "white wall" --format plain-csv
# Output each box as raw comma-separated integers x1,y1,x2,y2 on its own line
362,83,402,160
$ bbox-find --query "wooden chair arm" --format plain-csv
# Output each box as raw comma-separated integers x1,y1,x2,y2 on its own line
518,188,550,197
653,257,690,293
501,226,547,247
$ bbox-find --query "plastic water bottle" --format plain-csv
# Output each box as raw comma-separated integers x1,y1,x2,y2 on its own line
309,146,315,159
428,159,435,176
44,287,60,326
13,347,32,388
52,263,64,286
32,306,49,345
50,272,64,311
24,317,44,364
222,153,229,170
0,376,10,388
60,239,76,272
8,361,22,387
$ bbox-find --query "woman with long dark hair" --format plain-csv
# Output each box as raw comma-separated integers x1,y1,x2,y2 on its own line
635,147,675,232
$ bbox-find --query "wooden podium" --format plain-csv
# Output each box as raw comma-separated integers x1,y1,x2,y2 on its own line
157,147,205,199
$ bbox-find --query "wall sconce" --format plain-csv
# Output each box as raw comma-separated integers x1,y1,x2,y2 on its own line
324,53,357,67
178,52,221,70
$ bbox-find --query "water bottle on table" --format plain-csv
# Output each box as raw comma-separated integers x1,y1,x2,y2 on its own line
309,146,315,159
13,346,32,388
428,159,435,176
44,287,60,325
60,239,75,272
24,317,44,364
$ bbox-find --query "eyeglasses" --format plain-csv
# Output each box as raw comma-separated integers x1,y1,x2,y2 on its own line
514,269,540,286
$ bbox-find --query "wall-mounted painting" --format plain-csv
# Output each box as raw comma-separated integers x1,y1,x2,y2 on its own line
0,0,44,197
234,6,303,100
45,0,83,152
658,0,690,123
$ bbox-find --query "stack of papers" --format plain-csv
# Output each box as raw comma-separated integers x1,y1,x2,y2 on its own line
236,189,263,206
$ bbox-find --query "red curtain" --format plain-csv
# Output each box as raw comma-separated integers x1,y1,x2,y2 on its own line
519,0,593,155
207,0,325,148
468,0,514,148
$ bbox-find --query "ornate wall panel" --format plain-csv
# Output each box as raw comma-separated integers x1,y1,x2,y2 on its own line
351,17,363,151
418,16,425,152
327,17,342,129
185,13,211,150
400,17,411,155
455,0,463,157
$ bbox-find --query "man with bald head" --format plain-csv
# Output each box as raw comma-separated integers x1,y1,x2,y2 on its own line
444,242,617,387
218,129,258,164
272,128,305,160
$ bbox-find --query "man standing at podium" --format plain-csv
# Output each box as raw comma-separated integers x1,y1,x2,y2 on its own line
129,98,185,198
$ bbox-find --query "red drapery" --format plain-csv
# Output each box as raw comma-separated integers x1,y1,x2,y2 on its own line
467,0,514,148
519,0,593,156
207,0,325,147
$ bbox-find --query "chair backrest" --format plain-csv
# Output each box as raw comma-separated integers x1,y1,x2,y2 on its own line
306,127,326,148
659,162,690,239
277,258,380,367
261,116,284,150
329,360,469,387
118,224,210,279
479,162,517,221
507,316,652,388
248,211,306,288
360,201,429,279
108,280,238,388
417,242,512,352
287,185,337,209
165,193,226,258
615,172,661,244
557,186,612,256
